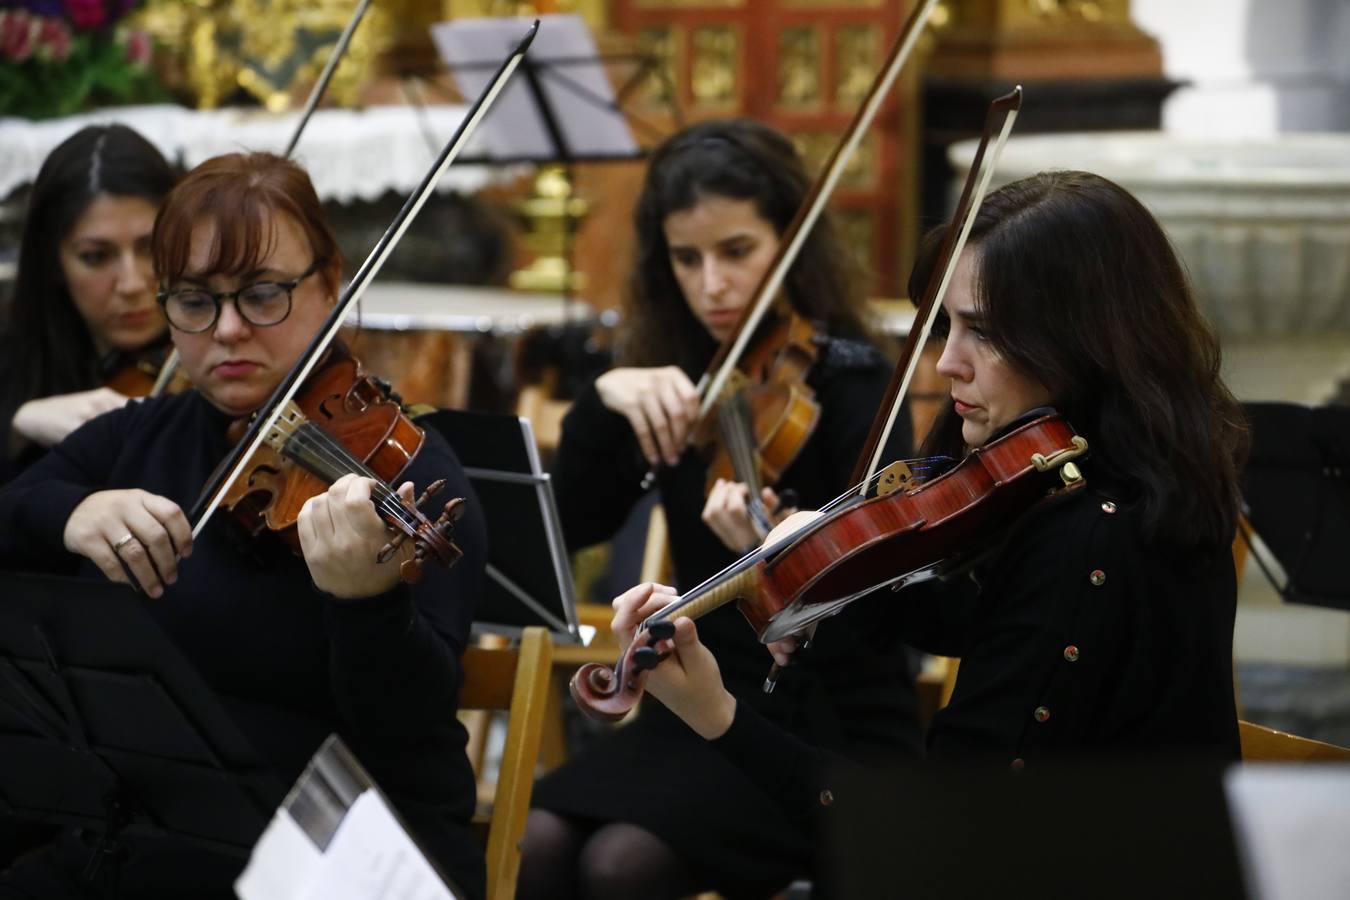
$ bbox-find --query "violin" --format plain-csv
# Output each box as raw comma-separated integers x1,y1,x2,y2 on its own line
103,340,191,398
572,413,1088,721
696,311,822,536
571,82,1028,722
218,343,463,581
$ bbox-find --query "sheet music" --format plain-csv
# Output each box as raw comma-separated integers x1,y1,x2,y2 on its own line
235,736,465,900
430,14,638,160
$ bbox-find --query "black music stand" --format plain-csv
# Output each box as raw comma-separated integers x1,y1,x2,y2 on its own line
419,409,583,643
1240,402,1350,611
429,14,662,308
0,572,282,885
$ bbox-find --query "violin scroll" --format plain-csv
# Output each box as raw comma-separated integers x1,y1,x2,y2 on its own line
377,488,466,583
570,620,676,722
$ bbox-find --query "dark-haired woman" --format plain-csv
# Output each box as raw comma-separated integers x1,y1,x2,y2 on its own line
521,119,920,900
1,124,178,485
0,152,487,899
607,169,1248,885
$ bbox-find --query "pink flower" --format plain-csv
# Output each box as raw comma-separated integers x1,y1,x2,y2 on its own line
119,25,150,67
33,15,72,62
0,11,38,64
63,0,107,31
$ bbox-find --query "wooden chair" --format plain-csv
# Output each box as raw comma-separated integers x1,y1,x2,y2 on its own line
459,626,554,900
1238,720,1350,762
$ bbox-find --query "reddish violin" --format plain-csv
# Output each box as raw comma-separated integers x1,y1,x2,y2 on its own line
572,413,1087,721
218,344,463,581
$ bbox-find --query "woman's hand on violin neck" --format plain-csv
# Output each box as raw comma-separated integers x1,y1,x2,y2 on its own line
64,490,192,599
595,366,699,468
703,481,787,552
610,582,737,741
298,474,413,600
12,388,130,450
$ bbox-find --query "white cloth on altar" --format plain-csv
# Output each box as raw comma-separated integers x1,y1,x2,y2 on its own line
0,103,499,203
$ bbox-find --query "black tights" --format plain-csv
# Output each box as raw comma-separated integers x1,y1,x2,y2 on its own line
518,809,702,900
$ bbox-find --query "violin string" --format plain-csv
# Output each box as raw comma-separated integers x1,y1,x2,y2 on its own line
283,425,423,532
291,429,420,530
718,394,772,533
285,433,418,531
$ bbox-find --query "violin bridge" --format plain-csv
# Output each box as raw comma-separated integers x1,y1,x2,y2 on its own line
875,460,915,497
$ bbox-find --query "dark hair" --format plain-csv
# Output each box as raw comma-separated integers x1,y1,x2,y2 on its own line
622,118,869,369
912,171,1248,552
1,124,176,420
152,152,344,297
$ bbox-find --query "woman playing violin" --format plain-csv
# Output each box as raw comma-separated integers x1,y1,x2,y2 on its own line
0,153,488,899
1,125,178,485
523,119,920,900
608,170,1248,884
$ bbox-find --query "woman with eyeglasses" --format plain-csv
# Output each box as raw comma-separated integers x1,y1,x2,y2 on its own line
0,124,178,486
0,152,489,899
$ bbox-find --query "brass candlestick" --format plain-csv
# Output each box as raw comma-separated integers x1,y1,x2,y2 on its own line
510,165,589,294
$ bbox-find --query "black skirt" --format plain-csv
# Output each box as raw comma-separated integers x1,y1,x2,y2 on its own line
532,700,812,899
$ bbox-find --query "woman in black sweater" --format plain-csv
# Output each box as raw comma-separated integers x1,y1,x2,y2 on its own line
523,119,920,900
607,170,1248,880
0,153,487,899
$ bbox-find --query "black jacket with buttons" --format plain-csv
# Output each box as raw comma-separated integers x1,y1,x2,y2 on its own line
713,461,1241,828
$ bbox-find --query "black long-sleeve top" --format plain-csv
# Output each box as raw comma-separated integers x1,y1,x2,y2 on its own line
712,465,1242,835
0,389,488,898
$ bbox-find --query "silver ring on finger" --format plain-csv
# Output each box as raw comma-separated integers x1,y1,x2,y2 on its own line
111,532,137,554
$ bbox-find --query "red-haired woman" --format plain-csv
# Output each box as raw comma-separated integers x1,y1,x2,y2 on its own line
0,153,488,899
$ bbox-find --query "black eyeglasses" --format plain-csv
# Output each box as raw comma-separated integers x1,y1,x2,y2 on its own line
156,261,321,334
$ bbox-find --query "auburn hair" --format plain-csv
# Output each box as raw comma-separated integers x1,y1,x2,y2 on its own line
153,152,344,296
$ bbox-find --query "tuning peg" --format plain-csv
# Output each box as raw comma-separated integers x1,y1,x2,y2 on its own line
415,479,446,508
632,646,670,671
377,531,408,563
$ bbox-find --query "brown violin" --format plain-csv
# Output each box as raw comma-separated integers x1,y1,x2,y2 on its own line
102,340,192,398
696,311,822,536
218,344,463,581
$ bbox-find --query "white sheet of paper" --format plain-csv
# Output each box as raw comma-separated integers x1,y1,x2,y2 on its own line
430,14,637,161
1225,764,1350,900
233,809,325,900
302,790,461,900
235,790,462,900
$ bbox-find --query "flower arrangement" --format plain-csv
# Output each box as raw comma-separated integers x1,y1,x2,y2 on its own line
0,0,163,119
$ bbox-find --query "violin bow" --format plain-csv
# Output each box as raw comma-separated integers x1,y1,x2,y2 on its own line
187,20,541,535
151,0,376,399
691,0,940,425
849,86,1023,496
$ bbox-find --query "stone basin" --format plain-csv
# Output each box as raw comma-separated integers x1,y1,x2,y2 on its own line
948,131,1350,402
